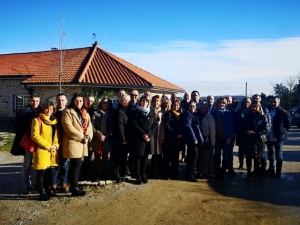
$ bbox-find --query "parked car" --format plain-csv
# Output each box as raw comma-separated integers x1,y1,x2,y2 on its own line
291,108,300,127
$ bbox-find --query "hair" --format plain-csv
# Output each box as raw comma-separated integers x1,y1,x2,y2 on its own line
191,90,200,97
56,93,67,98
30,93,41,99
151,95,161,104
41,101,56,119
250,100,264,115
118,94,130,104
68,93,86,109
188,100,197,106
139,96,149,104
98,96,113,110
241,97,251,109
162,98,171,111
217,97,228,107
171,98,181,107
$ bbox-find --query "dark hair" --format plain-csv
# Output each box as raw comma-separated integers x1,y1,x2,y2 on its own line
151,95,161,104
30,93,41,99
191,90,200,96
139,96,149,104
41,101,56,119
98,96,113,110
68,93,86,109
56,93,67,98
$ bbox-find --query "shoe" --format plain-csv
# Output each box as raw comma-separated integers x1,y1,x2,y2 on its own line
275,172,281,179
186,175,198,182
115,176,122,183
141,177,148,183
39,189,50,201
51,185,57,193
245,173,251,182
220,174,226,181
253,174,258,183
46,188,57,197
71,187,86,197
228,170,236,176
61,184,70,192
266,168,275,176
24,187,32,195
136,178,142,185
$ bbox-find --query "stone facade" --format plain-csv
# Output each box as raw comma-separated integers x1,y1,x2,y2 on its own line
0,79,82,124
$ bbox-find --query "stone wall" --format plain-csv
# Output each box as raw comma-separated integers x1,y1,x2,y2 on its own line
0,79,82,124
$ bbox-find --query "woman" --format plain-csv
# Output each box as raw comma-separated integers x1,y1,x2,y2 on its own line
61,93,93,196
163,98,183,180
197,102,216,178
131,96,158,184
112,94,131,183
212,97,233,181
180,101,203,182
148,95,163,179
244,101,270,183
235,97,251,169
90,96,114,181
31,101,59,201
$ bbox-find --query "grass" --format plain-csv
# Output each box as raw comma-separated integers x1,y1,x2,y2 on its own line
0,139,13,152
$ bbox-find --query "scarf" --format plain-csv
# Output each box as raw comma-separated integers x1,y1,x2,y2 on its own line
172,110,181,121
136,104,150,116
38,113,57,125
80,108,88,135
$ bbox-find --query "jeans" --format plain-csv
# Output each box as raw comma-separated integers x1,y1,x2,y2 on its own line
214,139,231,175
22,150,33,188
51,158,69,186
267,140,284,173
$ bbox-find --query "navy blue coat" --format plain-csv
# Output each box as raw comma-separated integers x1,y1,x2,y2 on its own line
180,111,203,145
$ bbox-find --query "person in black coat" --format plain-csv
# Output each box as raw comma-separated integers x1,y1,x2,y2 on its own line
10,93,41,194
244,101,270,183
235,97,251,169
131,96,158,184
180,101,204,182
112,94,131,183
163,99,184,180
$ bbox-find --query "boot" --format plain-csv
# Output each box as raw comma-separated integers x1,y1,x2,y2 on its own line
71,187,86,197
39,189,50,201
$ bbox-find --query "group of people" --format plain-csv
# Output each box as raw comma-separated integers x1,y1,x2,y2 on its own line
10,89,291,201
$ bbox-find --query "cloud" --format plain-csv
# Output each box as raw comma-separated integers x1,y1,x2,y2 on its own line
113,38,300,96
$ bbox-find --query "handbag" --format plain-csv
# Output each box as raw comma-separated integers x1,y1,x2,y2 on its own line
19,117,42,152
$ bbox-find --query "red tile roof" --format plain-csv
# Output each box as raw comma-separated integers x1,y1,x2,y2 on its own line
0,42,184,92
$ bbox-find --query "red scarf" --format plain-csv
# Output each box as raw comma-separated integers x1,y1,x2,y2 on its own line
80,108,88,135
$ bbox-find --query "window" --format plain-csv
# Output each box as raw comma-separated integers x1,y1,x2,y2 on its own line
14,95,30,111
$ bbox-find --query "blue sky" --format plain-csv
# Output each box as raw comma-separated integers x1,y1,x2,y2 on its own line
1,0,300,96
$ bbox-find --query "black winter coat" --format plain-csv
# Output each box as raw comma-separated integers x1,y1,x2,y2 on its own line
112,104,130,146
268,106,291,141
244,112,270,157
131,107,158,156
10,104,40,156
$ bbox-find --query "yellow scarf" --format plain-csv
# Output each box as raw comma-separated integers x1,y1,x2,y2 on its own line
172,110,180,121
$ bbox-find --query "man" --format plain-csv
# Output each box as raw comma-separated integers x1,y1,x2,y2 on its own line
191,91,201,111
144,91,152,101
207,95,216,113
52,93,69,192
81,94,96,180
10,93,41,194
181,92,190,112
170,92,179,102
251,94,271,177
224,95,236,175
113,89,126,109
266,96,291,178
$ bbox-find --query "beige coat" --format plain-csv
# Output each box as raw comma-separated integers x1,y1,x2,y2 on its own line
61,108,93,159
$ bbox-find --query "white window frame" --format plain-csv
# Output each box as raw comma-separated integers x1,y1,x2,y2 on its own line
13,94,30,112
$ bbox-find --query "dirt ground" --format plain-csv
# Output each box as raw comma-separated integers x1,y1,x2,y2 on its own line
0,127,300,225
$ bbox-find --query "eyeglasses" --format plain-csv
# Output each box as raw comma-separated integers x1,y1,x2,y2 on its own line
131,94,138,97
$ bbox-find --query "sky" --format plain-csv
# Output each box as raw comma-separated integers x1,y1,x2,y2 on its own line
1,0,300,96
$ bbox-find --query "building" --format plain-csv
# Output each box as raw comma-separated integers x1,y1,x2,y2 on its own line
0,42,184,123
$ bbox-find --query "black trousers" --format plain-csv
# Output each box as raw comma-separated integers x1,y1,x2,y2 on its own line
113,144,129,178
69,158,82,190
185,142,198,177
